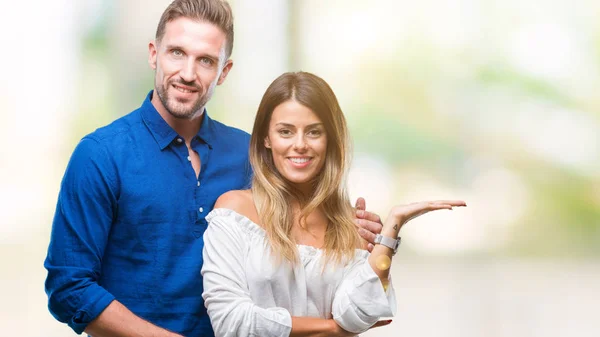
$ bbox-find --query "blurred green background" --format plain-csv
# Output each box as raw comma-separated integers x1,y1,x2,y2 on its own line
1,0,599,336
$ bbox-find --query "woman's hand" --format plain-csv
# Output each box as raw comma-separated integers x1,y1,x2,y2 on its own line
385,200,466,235
329,319,393,336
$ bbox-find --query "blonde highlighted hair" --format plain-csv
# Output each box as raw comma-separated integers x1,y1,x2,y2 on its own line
249,72,361,266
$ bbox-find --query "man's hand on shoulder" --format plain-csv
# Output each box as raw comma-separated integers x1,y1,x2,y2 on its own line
354,197,383,252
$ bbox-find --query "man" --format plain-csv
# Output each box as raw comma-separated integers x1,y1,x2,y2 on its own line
44,1,383,336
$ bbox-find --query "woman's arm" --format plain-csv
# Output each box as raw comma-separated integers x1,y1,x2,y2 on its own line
290,318,351,337
333,200,466,334
368,200,466,282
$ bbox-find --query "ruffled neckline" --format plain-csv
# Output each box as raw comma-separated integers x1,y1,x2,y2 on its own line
207,208,266,237
206,208,369,259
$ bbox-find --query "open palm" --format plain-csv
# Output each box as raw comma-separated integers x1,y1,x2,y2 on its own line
388,200,467,229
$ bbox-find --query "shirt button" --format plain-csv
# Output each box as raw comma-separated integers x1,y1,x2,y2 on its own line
176,138,183,143
199,207,204,213
187,156,191,161
197,181,200,187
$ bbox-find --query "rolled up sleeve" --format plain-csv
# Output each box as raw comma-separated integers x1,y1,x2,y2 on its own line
202,212,292,337
332,257,397,334
44,137,118,334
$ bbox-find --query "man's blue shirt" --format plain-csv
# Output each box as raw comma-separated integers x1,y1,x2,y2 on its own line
44,91,252,336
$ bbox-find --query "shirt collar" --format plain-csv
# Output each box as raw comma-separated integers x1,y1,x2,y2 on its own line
141,91,215,150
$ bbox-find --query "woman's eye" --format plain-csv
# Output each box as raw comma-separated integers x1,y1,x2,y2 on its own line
278,129,292,136
308,129,322,137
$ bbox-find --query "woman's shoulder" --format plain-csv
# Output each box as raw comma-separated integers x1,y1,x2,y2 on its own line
214,189,260,224
215,189,253,211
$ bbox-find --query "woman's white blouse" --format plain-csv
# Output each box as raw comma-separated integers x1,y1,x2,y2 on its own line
201,208,397,336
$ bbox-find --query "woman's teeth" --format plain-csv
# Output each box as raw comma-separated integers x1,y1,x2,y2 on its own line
290,158,310,164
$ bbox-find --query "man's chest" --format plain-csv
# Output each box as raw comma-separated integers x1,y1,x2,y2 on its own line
113,146,250,229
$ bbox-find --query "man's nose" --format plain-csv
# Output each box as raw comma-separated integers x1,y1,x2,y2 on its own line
179,59,197,82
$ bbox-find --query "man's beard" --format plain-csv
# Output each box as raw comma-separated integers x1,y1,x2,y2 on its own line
156,79,210,120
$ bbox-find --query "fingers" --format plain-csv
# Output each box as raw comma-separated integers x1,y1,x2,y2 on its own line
355,206,384,247
403,203,453,222
356,209,383,225
426,202,455,211
423,200,466,213
357,227,377,245
354,197,366,211
391,200,466,223
369,319,393,329
408,200,466,208
428,200,466,207
355,218,383,235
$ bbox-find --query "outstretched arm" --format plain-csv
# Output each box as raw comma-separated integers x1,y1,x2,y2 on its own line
369,200,466,282
333,199,466,334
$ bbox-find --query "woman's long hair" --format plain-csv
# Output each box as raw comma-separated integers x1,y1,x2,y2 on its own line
249,71,361,266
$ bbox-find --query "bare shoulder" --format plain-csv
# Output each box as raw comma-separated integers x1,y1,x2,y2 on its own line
214,190,259,222
214,189,253,209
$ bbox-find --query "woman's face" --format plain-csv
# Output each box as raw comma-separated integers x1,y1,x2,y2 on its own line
265,100,328,194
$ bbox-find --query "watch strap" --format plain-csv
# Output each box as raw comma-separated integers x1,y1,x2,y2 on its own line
374,234,401,255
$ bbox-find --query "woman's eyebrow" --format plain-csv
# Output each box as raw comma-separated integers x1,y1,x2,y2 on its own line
275,122,323,128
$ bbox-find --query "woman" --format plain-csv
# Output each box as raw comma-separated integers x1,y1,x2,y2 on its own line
202,72,465,336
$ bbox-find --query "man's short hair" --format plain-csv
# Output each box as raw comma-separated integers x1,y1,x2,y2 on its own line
156,0,234,59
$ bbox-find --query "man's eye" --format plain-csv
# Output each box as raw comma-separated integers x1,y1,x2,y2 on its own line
200,58,214,66
172,49,183,57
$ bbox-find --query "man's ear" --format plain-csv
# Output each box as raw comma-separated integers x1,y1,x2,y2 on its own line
217,59,233,85
148,40,158,70
264,136,271,149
